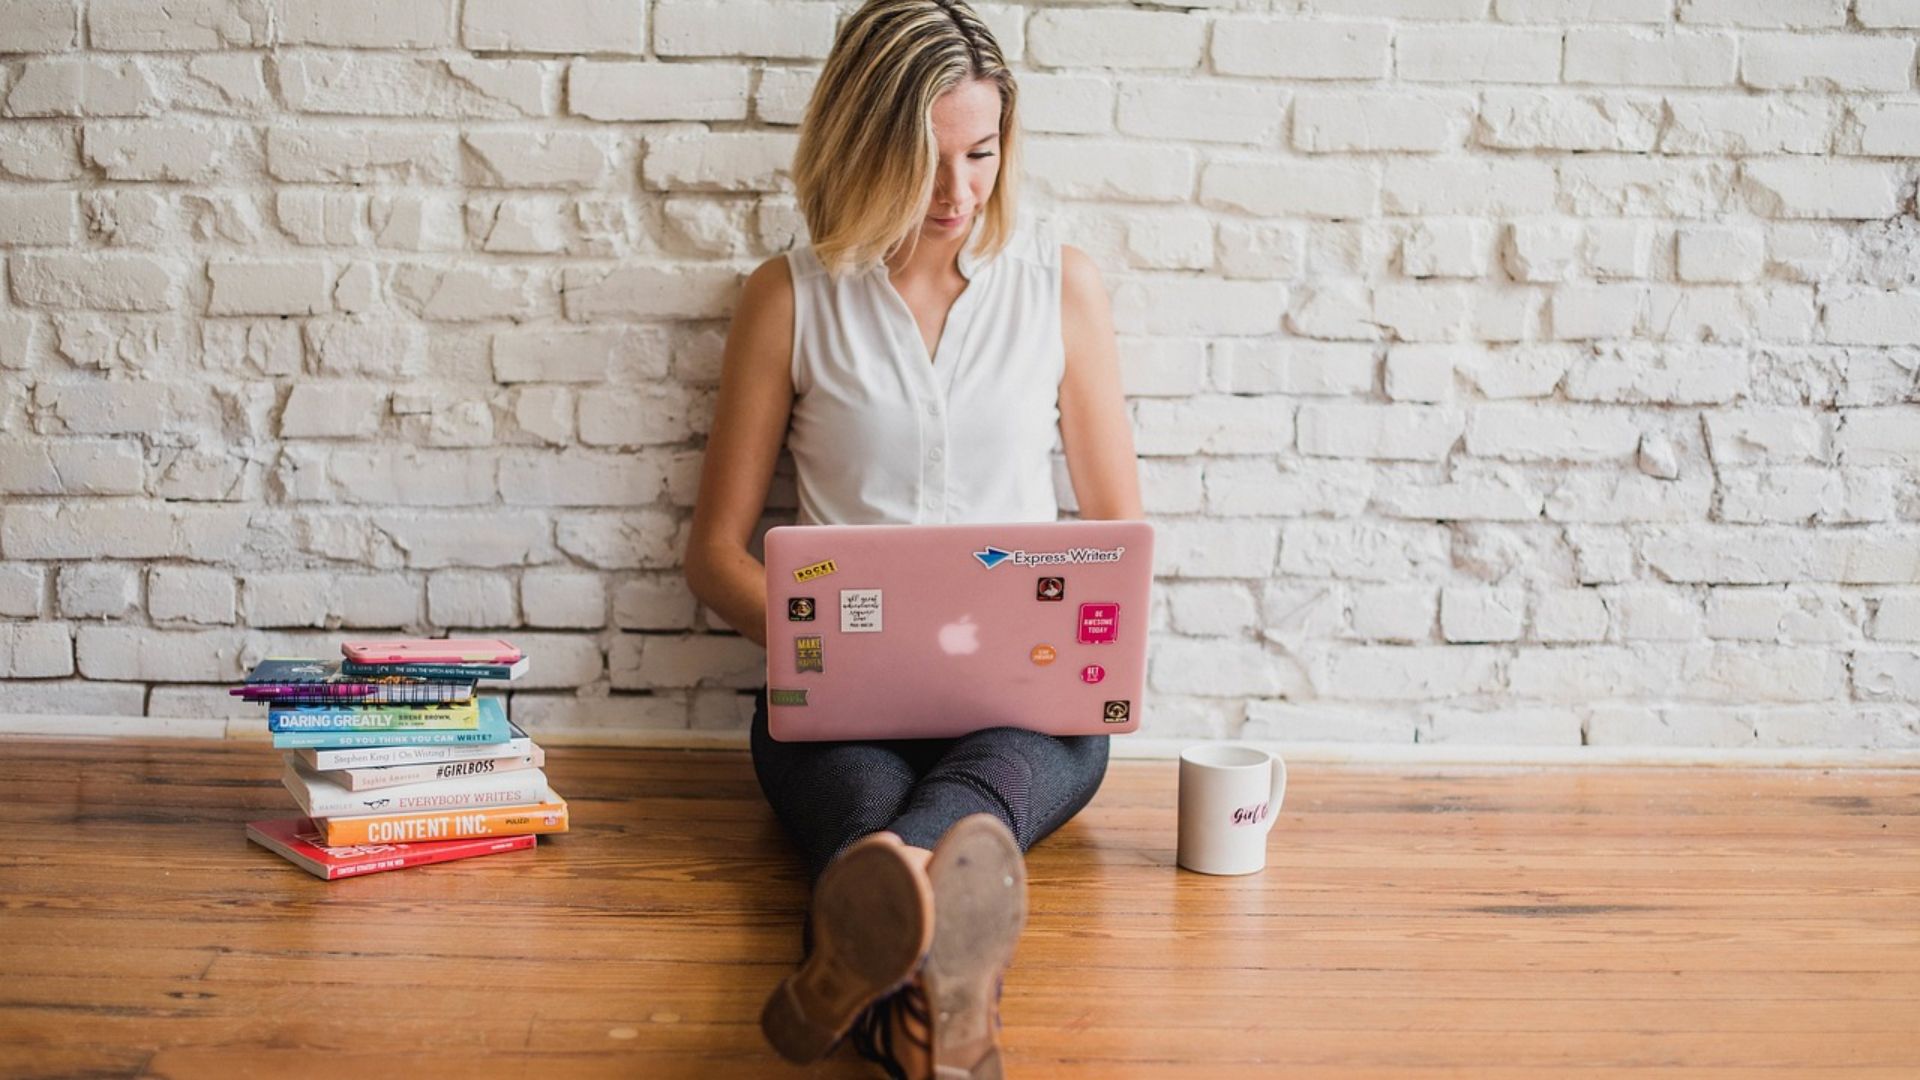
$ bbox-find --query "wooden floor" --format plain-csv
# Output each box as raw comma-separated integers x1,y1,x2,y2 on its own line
1,740,1917,1079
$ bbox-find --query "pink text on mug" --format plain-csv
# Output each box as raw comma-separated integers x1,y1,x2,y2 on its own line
1230,802,1269,827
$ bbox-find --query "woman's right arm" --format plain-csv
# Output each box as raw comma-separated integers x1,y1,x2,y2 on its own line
682,256,796,649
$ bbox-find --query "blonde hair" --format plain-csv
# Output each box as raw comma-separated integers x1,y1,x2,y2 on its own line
791,0,1020,276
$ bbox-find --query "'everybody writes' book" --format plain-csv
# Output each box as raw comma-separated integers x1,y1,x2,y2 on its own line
294,718,534,770
245,817,536,880
282,758,550,818
266,699,480,732
328,745,544,791
315,786,569,846
270,697,509,750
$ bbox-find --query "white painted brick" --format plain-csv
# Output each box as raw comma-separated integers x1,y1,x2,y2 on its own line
1742,159,1909,219
0,316,35,370
1533,588,1611,642
3,505,249,562
277,55,544,120
207,260,333,317
1373,470,1543,521
278,0,450,47
1321,646,1502,701
1704,409,1829,465
1424,707,1583,746
1350,585,1436,642
1568,528,1636,585
305,321,427,379
1835,408,1920,466
1585,704,1754,747
1263,582,1347,643
1166,582,1258,638
1206,458,1372,517
148,567,236,625
0,678,144,716
56,563,138,619
428,571,517,628
1294,92,1474,152
1,622,74,678
1440,586,1524,642
1608,585,1702,641
1398,27,1563,83
1029,9,1206,71
1155,521,1279,579
279,383,387,439
82,121,230,182
464,0,643,53
1281,521,1450,582
1857,0,1920,28
1383,346,1455,402
1402,219,1493,279
373,510,556,569
268,129,459,185
1020,73,1113,135
1152,637,1299,697
1564,28,1738,86
1512,645,1677,699
1117,79,1283,145
1118,337,1206,397
1457,346,1572,399
1245,701,1417,743
1678,0,1848,27
0,439,144,496
12,253,178,312
88,0,263,48
653,0,836,60
1217,221,1307,280
464,131,610,189
1109,278,1286,337
1213,18,1391,79
1749,704,1920,749
241,573,332,628
1704,587,1860,643
579,386,695,448
1851,649,1920,702
642,132,795,193
611,632,763,689
1482,91,1664,153
1026,139,1194,203
613,574,699,630
561,265,737,321
1210,157,1382,219
1297,404,1464,461
1466,405,1640,462
1212,341,1371,396
1560,158,1732,217
1873,594,1920,641
0,565,45,617
2,0,79,51
1677,644,1845,703
76,626,243,681
570,61,749,122
1719,467,1896,525
1641,527,1920,585
1664,95,1835,156
501,451,664,507
1545,472,1713,523
0,126,82,182
1824,291,1920,347
1132,396,1292,455
1383,159,1557,216
1742,34,1917,92
6,59,163,117
335,576,420,628
0,191,76,246
1676,226,1765,282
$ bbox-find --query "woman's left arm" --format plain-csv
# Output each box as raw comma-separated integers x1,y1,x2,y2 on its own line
1058,244,1145,521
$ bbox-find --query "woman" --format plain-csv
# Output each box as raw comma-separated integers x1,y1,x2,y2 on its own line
682,1,1142,1075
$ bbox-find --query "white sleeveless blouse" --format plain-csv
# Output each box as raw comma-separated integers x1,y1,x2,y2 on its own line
784,216,1065,527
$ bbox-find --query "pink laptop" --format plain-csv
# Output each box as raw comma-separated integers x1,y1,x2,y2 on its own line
763,520,1155,741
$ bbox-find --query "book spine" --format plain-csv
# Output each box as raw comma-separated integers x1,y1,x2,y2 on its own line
326,834,536,879
319,800,569,846
341,750,541,791
341,660,518,680
292,770,548,818
272,727,504,749
266,703,480,732
301,737,532,770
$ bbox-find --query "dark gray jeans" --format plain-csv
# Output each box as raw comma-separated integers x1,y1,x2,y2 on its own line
748,686,1110,883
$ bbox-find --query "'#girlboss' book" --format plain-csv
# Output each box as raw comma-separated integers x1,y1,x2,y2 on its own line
245,817,536,881
330,745,544,791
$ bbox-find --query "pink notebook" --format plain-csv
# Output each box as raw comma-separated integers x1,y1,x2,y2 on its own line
763,520,1154,741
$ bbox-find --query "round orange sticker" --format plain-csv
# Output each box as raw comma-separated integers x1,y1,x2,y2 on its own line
1029,644,1057,666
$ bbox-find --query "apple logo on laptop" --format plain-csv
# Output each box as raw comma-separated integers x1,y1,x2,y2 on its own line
938,615,981,656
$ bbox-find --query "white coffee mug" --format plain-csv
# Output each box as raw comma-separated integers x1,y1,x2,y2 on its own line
1177,743,1287,876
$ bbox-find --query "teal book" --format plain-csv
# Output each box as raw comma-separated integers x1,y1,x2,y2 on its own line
270,697,510,750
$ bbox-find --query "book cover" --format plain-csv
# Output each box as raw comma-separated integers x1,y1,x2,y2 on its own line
236,658,475,704
270,697,509,750
315,786,569,846
282,758,550,818
343,638,522,664
266,699,480,732
340,657,529,682
246,817,535,881
295,719,533,771
333,745,544,791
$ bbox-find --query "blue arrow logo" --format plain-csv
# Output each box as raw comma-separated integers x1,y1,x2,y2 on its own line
973,546,1012,569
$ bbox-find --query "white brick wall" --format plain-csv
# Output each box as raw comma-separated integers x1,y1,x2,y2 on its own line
0,2,1915,752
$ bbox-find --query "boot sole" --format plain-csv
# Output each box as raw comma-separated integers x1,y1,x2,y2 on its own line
760,836,934,1064
923,815,1026,1080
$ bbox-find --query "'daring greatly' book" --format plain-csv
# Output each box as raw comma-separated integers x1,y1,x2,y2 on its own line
266,699,480,732
246,817,536,881
295,719,534,771
270,697,509,750
314,786,569,846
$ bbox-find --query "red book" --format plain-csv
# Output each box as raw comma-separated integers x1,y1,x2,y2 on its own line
245,816,535,880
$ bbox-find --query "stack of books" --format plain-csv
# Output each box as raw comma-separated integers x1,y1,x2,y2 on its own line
239,638,568,880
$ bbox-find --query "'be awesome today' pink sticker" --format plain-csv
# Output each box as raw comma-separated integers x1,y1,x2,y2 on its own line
1077,603,1118,645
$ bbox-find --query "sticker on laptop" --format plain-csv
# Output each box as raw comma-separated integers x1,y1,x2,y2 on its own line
793,559,838,583
1036,577,1065,602
1078,603,1119,645
973,545,1123,570
795,635,823,674
1103,700,1130,724
788,597,816,621
840,589,882,633
1081,664,1105,684
770,688,808,707
1029,644,1057,666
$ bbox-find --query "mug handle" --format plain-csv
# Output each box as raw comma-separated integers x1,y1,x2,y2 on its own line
1262,753,1287,835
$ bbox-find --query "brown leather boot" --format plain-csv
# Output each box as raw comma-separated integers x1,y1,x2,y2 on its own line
924,813,1026,1079
760,832,935,1064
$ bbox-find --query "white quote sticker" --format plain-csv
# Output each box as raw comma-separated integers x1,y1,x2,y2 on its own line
840,589,883,633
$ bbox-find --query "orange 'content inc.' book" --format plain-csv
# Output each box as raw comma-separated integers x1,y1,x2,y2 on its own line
314,786,569,846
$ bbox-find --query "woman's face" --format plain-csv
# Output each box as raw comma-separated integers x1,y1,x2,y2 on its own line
920,77,1002,239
